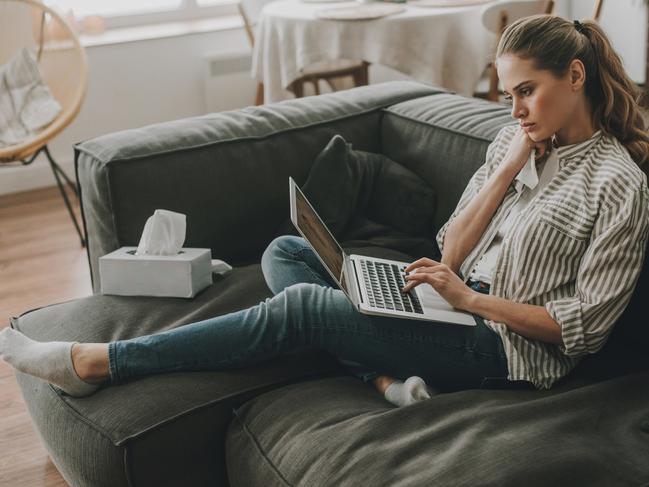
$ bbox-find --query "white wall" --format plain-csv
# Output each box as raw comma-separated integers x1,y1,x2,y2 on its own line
570,0,647,83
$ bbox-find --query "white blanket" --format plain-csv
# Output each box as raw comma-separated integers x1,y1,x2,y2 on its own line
0,48,61,148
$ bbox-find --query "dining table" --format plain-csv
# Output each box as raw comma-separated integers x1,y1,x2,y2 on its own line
251,0,498,103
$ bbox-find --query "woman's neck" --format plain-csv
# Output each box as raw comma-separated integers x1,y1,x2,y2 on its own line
554,100,597,147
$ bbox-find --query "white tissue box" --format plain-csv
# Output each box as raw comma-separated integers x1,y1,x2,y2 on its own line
99,247,213,298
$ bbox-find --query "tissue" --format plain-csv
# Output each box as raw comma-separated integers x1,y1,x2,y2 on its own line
211,259,232,275
98,209,235,298
136,209,186,256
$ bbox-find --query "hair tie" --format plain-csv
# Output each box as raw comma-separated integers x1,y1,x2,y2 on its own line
573,20,586,34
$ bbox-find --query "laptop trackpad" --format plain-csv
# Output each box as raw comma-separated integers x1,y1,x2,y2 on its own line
418,286,476,326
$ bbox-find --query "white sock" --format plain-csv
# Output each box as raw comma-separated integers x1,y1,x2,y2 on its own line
384,376,437,407
0,328,100,397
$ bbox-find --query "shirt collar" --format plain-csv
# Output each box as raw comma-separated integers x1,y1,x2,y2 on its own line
514,150,539,193
513,130,602,193
555,130,602,167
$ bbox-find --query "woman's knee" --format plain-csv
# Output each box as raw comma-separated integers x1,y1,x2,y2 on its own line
283,282,322,301
280,282,331,319
261,235,306,276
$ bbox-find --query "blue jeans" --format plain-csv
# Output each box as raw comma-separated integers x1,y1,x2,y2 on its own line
109,236,512,392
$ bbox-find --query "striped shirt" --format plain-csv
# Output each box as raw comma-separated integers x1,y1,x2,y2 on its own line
437,125,649,389
470,148,561,284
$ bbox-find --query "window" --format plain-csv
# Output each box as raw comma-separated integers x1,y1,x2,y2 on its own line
44,0,238,29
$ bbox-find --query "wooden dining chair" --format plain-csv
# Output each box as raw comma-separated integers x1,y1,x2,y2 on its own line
592,0,603,22
0,0,88,246
474,0,555,102
238,0,370,105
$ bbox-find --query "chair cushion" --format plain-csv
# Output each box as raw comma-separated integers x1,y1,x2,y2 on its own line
226,373,649,487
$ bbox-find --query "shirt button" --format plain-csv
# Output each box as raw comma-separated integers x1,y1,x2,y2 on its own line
641,421,649,434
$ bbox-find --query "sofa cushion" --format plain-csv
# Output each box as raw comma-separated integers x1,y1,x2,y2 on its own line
11,264,346,487
226,374,649,487
11,239,422,487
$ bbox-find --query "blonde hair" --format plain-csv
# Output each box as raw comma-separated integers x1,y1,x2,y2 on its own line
497,15,649,169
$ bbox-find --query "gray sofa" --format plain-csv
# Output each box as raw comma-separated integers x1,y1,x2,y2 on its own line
11,81,649,487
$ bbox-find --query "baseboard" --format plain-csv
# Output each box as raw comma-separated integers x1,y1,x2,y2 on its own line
0,154,75,197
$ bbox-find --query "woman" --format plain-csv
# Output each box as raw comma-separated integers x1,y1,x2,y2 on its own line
2,15,648,406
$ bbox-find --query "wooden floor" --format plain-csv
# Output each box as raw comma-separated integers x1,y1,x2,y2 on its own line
0,185,91,487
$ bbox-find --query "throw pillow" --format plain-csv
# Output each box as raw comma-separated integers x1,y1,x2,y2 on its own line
277,134,438,259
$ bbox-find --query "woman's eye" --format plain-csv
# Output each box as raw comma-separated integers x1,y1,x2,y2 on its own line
520,88,532,96
503,95,513,103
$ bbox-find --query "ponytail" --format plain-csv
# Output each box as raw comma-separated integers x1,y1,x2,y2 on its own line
497,15,649,168
580,21,649,167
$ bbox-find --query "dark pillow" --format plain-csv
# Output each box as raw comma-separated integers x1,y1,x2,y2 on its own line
277,134,438,259
295,134,380,237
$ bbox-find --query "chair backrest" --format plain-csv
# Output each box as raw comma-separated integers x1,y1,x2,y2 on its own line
0,0,87,162
0,2,34,63
238,0,278,47
592,0,603,22
481,0,553,34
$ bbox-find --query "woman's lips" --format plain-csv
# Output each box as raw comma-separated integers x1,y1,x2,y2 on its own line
522,123,536,132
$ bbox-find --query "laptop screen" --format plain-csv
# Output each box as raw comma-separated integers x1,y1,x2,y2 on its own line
289,179,349,295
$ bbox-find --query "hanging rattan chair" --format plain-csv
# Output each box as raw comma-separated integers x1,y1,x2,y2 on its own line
0,0,88,246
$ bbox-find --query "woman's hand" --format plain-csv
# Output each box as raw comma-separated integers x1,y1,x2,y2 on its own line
501,127,553,174
402,258,475,310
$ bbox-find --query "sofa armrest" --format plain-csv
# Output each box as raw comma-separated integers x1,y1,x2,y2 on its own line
75,81,442,292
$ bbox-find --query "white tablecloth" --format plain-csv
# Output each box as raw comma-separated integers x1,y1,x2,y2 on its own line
252,0,497,102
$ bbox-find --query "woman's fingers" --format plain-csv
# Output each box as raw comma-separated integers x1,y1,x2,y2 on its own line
401,262,456,292
401,281,419,292
402,268,440,292
402,277,429,293
404,258,439,273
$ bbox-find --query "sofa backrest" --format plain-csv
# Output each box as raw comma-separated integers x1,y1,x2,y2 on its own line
380,93,514,236
75,81,442,292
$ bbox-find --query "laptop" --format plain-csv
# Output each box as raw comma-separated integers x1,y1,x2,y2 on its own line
289,177,476,326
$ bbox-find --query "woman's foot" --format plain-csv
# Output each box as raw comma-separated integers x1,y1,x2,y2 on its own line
0,328,107,397
375,375,438,407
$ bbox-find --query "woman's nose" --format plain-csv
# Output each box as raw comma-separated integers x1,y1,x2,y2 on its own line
511,98,527,119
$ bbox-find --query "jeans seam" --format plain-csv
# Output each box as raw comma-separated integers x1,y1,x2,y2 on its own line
108,342,118,382
305,323,504,359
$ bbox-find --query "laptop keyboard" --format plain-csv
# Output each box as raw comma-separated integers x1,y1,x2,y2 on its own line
359,260,423,314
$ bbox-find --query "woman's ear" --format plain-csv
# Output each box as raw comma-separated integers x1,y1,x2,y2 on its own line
568,59,587,91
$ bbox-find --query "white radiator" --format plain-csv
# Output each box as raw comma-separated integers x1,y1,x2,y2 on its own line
202,51,258,112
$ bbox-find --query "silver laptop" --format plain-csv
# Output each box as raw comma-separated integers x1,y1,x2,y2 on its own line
289,177,476,326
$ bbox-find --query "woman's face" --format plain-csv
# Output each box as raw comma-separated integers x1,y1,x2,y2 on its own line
496,54,580,142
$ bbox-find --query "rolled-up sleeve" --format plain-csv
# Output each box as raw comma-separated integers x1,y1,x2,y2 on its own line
546,186,649,358
436,125,513,254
